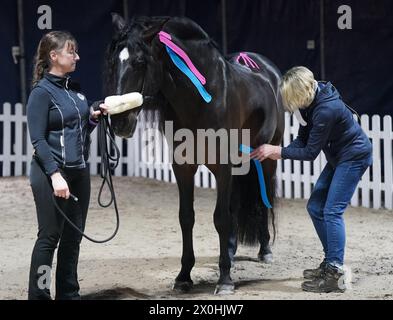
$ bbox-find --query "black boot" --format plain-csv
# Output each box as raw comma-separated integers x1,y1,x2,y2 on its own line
303,260,327,279
301,264,346,293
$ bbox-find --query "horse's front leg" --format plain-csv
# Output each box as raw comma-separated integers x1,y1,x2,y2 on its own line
172,163,198,292
213,164,234,294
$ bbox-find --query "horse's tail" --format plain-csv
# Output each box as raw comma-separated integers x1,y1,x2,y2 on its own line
231,159,277,246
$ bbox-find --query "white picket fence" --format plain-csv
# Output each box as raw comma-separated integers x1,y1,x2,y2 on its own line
1,102,392,210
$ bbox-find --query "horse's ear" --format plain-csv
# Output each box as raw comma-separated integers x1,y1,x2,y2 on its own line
142,17,170,44
112,12,126,32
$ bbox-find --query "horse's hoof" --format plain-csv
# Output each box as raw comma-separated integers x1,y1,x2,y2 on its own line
172,280,193,293
214,284,235,295
258,253,273,264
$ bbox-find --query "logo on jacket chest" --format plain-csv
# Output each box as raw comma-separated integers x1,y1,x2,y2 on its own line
77,93,85,101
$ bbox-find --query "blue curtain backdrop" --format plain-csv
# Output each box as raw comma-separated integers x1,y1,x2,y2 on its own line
1,0,392,116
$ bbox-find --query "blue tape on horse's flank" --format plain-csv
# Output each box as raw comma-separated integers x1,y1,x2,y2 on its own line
239,144,272,209
239,144,253,154
165,46,212,103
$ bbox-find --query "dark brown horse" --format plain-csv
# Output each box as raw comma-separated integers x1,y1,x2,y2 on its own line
105,14,284,294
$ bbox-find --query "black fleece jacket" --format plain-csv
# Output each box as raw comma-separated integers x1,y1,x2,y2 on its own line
27,73,99,176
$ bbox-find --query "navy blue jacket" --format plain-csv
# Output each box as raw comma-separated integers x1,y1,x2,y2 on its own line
281,82,372,167
27,73,98,176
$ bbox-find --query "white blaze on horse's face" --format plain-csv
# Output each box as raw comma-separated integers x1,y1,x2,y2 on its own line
119,47,130,62
117,47,130,94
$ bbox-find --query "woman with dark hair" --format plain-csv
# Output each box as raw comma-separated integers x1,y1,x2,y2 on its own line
27,31,107,300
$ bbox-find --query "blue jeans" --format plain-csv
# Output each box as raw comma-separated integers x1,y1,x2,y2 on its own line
307,155,372,266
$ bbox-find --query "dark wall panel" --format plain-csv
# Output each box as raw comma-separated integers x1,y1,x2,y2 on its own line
226,0,321,78
1,0,392,116
0,0,19,106
23,0,123,102
324,0,393,116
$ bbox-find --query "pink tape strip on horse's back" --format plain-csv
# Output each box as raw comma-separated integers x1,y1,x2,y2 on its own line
236,52,260,70
236,54,249,67
241,53,259,69
244,55,259,69
158,31,206,85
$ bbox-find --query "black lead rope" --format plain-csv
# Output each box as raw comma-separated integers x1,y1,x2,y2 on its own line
51,114,121,243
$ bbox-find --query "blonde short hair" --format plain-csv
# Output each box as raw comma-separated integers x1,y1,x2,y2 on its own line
280,66,317,113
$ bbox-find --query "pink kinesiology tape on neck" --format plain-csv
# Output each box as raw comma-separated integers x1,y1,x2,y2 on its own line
158,31,206,85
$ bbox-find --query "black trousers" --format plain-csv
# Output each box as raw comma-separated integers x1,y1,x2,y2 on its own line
28,158,90,300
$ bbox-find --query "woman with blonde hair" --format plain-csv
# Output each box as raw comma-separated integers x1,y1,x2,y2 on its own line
250,66,372,293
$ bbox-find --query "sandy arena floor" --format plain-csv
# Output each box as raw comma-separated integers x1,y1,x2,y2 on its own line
0,175,392,300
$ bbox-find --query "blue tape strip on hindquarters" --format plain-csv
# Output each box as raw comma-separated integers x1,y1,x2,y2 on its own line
165,46,212,103
239,144,272,209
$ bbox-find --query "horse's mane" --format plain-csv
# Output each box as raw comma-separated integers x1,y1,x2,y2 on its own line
129,16,221,55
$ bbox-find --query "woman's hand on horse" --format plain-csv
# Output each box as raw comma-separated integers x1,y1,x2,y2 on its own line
51,172,70,199
90,103,109,119
250,144,282,161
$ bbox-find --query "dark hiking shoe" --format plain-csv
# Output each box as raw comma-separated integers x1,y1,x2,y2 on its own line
303,260,327,279
301,264,346,293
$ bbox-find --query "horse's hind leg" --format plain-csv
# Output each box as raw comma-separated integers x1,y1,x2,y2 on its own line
257,159,277,264
257,208,273,263
172,164,197,292
213,165,234,295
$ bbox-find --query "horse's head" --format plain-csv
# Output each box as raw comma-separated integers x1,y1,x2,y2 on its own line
105,14,169,138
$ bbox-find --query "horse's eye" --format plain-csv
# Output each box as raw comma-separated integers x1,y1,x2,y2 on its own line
134,57,144,64
131,58,145,68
